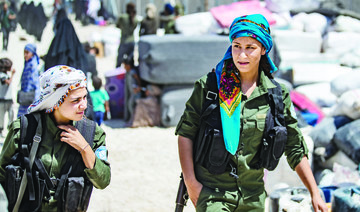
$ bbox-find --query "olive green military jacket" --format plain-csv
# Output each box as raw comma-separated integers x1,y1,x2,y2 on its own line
0,112,111,210
175,71,308,199
116,14,139,44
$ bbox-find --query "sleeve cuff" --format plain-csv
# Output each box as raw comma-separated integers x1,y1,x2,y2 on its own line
84,157,111,189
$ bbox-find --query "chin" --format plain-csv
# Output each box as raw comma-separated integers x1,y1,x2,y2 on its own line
74,114,84,121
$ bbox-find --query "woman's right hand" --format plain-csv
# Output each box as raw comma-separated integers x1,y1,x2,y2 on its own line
185,179,203,207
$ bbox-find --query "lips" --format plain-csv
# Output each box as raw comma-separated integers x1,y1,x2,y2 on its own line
239,62,249,65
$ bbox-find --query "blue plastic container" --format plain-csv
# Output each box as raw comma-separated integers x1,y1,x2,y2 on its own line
320,186,338,203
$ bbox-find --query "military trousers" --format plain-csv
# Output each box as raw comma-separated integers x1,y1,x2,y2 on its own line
196,185,266,212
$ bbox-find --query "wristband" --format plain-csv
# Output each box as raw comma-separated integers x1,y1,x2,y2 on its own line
80,143,90,153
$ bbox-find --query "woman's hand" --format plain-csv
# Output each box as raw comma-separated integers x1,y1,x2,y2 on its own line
295,156,328,212
58,125,87,151
311,193,328,212
58,124,96,169
185,178,203,207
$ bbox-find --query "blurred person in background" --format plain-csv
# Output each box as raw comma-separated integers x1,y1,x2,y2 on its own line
140,3,158,36
0,58,15,137
0,0,16,51
159,3,175,34
90,76,110,126
123,54,141,124
17,43,40,117
115,2,139,68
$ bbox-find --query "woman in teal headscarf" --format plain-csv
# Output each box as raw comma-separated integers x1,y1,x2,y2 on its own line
176,14,328,211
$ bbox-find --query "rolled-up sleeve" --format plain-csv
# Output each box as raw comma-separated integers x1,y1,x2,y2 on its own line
175,76,207,141
84,125,111,189
281,86,309,170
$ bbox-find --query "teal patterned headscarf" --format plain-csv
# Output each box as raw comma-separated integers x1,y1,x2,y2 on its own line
215,14,277,155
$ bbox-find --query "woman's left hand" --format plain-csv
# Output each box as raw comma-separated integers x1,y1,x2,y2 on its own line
311,193,328,212
58,125,87,152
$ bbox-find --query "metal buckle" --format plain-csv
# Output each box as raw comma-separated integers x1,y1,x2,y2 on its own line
50,178,58,187
33,135,41,143
206,91,217,100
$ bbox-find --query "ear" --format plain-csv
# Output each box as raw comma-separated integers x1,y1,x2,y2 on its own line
261,47,266,55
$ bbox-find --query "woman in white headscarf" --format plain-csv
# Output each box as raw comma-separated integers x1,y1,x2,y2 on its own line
0,65,111,211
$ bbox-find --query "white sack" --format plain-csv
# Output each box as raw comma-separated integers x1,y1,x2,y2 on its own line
330,71,360,97
323,31,360,56
295,83,337,107
273,29,322,53
175,12,221,35
292,63,353,85
334,15,360,32
340,48,360,68
265,0,320,13
290,12,328,34
329,89,360,119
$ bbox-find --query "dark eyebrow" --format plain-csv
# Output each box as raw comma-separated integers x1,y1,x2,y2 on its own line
70,94,87,101
232,42,256,46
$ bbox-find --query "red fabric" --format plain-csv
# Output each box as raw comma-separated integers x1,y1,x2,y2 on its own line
290,90,325,123
210,0,276,28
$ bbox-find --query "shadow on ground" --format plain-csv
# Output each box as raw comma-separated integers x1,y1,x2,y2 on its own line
102,119,128,128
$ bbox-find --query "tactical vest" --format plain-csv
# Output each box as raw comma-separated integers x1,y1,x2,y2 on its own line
193,71,287,175
4,112,96,212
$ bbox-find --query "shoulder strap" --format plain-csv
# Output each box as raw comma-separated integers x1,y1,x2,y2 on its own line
75,118,96,147
62,117,97,175
268,79,285,126
194,70,219,164
13,113,42,212
201,71,218,118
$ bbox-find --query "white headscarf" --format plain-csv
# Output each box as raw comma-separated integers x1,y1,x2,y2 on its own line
27,65,87,113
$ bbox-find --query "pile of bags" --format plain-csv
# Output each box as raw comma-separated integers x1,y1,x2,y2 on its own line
261,0,360,211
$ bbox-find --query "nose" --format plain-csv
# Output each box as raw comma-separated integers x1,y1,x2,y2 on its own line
239,49,247,58
79,98,87,110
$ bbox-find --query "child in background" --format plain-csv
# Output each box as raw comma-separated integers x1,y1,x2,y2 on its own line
123,54,141,123
0,58,15,137
90,76,110,126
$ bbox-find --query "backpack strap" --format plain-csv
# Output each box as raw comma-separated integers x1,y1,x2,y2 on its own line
201,70,218,118
268,79,285,126
75,118,96,147
194,70,219,164
13,113,42,212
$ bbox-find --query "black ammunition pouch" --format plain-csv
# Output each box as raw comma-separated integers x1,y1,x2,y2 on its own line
60,177,93,212
4,156,52,212
253,79,287,171
4,164,22,210
56,142,95,212
193,72,231,175
256,114,287,170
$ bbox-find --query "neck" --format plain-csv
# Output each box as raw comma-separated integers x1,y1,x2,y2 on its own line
240,70,259,97
52,110,71,125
